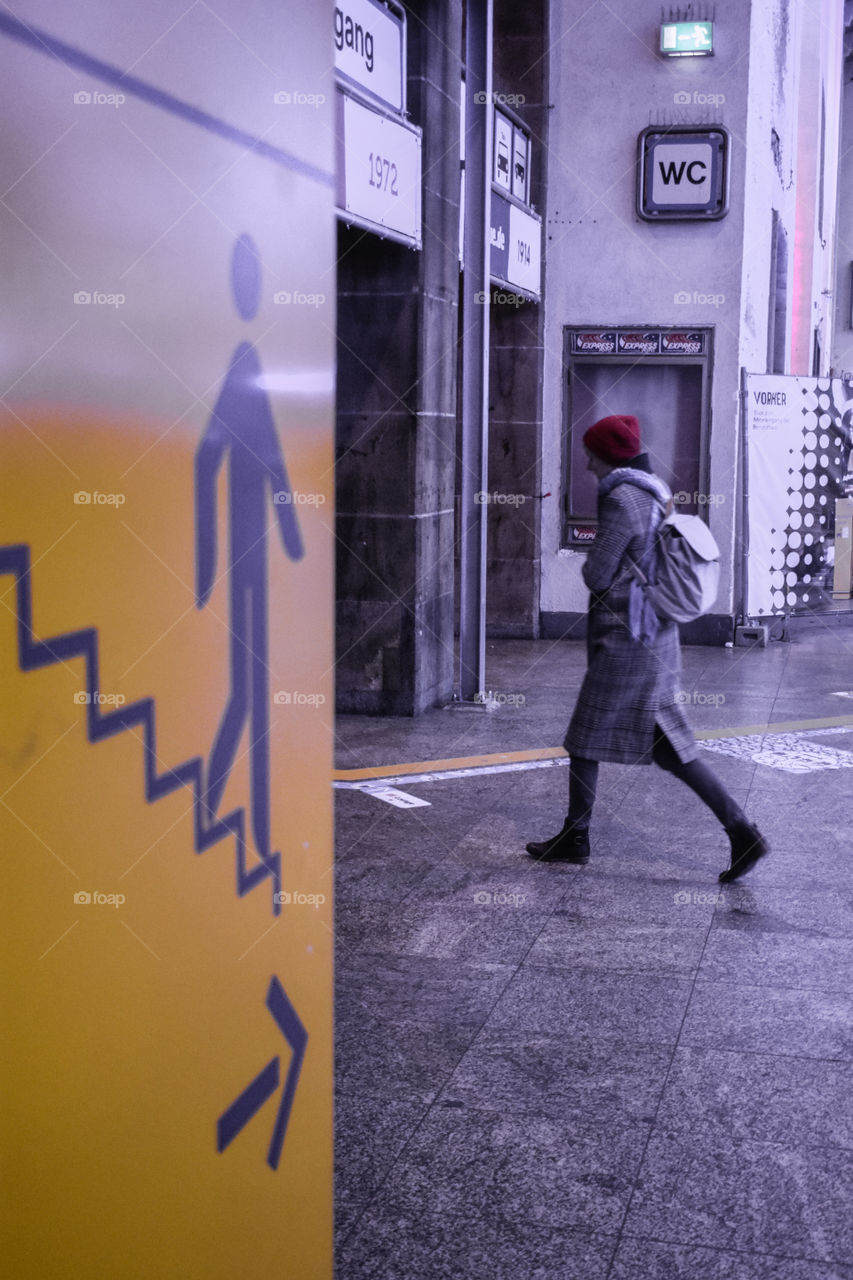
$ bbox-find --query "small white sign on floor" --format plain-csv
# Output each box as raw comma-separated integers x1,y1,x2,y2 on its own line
356,784,431,808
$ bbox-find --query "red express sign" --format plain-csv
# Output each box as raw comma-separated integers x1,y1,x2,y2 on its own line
661,331,705,354
618,331,660,354
572,329,707,356
573,331,616,354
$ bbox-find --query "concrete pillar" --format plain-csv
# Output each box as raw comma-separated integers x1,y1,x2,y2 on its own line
486,0,547,637
335,0,463,714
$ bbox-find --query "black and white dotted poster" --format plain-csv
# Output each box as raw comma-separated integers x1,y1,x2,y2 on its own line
746,375,853,615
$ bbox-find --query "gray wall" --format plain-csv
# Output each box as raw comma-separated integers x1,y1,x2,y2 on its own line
539,0,805,630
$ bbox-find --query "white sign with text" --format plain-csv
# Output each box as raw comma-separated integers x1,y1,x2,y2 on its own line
341,93,422,244
334,0,404,113
651,141,713,205
507,201,541,295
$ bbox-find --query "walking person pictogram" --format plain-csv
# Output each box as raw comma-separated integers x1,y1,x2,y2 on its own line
195,233,304,901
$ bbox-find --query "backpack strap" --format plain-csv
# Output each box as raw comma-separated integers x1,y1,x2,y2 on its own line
594,468,673,641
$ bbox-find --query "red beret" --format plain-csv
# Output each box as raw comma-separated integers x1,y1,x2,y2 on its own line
583,414,641,465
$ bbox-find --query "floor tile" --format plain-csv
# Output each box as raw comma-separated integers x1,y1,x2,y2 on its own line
680,980,853,1060
341,1107,650,1234
335,1091,428,1240
336,951,513,1027
441,1029,670,1128
715,885,853,939
611,1237,853,1280
338,1207,615,1280
699,929,853,994
624,1132,853,1261
335,898,551,966
486,967,693,1044
526,914,710,977
655,1046,853,1150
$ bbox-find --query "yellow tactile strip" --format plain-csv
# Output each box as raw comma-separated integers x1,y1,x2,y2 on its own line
333,714,853,782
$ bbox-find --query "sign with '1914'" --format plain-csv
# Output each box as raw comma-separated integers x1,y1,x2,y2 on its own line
489,190,541,299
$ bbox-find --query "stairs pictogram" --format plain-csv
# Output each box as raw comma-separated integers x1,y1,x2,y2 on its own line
2,544,311,1169
0,542,281,912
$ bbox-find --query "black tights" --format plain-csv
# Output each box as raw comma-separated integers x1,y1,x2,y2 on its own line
567,726,745,832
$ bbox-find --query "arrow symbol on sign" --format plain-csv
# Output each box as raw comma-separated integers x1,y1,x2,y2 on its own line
216,975,308,1170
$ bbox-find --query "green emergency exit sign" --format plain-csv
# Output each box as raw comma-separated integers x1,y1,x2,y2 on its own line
660,21,714,56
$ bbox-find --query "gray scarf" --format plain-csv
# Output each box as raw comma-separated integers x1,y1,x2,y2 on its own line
598,468,672,643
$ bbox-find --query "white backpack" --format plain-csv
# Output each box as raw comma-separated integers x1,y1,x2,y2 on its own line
632,505,721,623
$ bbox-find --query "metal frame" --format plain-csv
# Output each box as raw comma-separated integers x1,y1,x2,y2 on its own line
737,364,750,623
636,125,730,222
458,0,493,702
560,326,715,545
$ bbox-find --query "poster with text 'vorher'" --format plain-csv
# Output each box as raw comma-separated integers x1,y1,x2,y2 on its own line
745,375,853,616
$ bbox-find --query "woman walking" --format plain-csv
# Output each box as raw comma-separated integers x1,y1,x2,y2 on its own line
526,413,768,883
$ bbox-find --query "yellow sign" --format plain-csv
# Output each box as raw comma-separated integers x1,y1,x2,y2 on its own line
1,7,334,1277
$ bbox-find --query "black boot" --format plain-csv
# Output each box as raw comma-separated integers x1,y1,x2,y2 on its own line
719,821,769,883
526,820,590,864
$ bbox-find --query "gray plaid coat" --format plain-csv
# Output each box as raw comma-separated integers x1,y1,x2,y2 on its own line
564,472,697,765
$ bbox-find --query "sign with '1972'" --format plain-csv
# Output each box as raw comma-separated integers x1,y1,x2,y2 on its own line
337,92,422,246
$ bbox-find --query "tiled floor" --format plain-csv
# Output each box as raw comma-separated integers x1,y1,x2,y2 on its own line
334,629,853,1279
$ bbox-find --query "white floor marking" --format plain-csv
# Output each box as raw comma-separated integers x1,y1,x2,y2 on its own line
350,784,433,808
699,726,853,774
337,725,853,803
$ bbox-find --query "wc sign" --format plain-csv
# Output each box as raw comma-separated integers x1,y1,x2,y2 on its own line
637,127,729,220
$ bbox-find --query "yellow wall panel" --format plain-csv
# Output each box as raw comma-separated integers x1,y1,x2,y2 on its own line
1,5,334,1275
